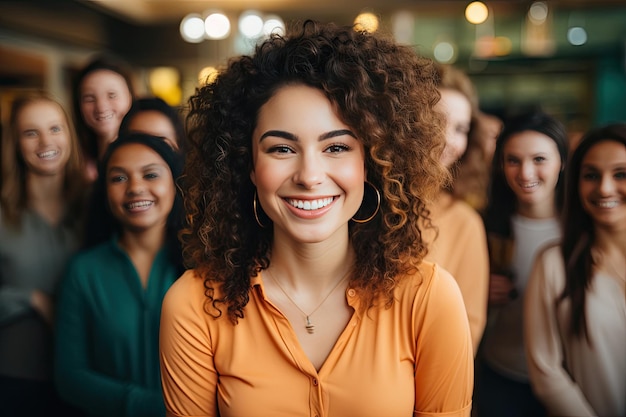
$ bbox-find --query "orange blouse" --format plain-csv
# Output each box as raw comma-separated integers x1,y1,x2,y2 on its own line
160,262,473,417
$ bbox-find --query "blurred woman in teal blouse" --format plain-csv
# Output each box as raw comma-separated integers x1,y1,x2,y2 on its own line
54,133,184,417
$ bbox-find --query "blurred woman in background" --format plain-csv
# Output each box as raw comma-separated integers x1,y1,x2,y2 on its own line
0,92,87,417
524,123,626,417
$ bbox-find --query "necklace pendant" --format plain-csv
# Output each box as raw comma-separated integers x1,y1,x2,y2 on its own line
305,316,315,334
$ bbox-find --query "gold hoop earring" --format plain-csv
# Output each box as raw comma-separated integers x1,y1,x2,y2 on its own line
253,191,267,228
351,181,381,223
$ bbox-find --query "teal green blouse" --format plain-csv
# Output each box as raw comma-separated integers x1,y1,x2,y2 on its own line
54,237,179,417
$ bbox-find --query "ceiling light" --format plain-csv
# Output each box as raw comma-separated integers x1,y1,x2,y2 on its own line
239,10,264,38
180,13,205,43
465,2,488,25
205,13,231,40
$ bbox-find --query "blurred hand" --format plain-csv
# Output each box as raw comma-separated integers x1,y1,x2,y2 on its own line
30,289,54,327
488,273,516,306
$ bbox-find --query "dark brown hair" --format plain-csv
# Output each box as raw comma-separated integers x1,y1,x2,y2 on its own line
559,123,626,340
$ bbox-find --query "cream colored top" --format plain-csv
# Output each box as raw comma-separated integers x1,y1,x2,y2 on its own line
426,196,489,354
160,262,474,417
524,243,626,417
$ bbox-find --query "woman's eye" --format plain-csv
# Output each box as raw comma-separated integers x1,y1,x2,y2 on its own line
109,175,127,183
581,172,599,181
504,157,519,165
534,156,546,163
108,92,117,99
615,170,626,180
145,173,159,180
268,145,293,154
325,144,350,153
51,125,62,133
23,130,38,138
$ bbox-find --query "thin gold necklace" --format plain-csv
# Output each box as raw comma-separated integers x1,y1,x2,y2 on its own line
266,269,349,334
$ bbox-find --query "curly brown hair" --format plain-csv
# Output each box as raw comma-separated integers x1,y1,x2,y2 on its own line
182,20,447,323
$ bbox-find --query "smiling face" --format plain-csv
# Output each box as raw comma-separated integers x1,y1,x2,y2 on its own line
250,84,366,245
126,110,179,151
502,130,563,218
436,88,472,168
17,100,71,177
105,143,175,233
80,69,132,147
579,139,626,233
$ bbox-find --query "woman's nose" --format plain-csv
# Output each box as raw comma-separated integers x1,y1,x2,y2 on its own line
292,153,324,189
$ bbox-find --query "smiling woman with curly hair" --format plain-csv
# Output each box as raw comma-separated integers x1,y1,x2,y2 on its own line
160,19,473,417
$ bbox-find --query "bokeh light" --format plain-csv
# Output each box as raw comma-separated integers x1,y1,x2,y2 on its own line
205,13,231,39
465,2,489,25
354,12,379,33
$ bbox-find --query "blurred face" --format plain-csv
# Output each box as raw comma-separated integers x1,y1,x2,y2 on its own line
80,69,132,145
437,88,471,168
250,84,366,245
503,130,562,216
17,100,71,177
126,110,179,151
579,140,626,232
106,143,175,232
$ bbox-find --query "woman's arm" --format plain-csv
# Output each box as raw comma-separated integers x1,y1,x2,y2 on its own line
160,271,219,417
414,266,474,417
524,246,595,416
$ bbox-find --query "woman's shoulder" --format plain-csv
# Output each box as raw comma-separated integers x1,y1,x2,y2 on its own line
439,198,484,226
534,242,564,270
69,239,118,265
396,260,463,302
164,269,215,307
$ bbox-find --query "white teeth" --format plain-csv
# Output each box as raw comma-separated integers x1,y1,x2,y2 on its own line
288,197,334,210
38,150,58,159
126,201,153,209
520,182,539,189
97,113,113,121
596,201,618,208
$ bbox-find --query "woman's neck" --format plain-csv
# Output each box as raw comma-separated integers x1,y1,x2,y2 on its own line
269,232,355,292
594,226,626,259
26,172,65,225
118,225,166,255
516,199,555,220
97,133,117,160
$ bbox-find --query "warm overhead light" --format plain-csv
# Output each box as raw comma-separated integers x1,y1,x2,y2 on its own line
239,10,264,38
149,67,182,105
205,13,231,39
354,12,379,33
465,2,488,25
199,66,219,85
180,13,205,43
528,1,549,25
263,15,285,36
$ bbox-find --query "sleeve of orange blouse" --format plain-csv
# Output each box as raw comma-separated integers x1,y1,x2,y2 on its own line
413,266,473,417
523,246,596,416
159,271,219,417
454,210,489,355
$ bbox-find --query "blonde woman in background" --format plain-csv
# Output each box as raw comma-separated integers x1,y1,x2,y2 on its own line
0,92,87,417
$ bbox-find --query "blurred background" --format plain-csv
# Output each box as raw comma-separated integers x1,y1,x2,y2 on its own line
1,0,626,136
